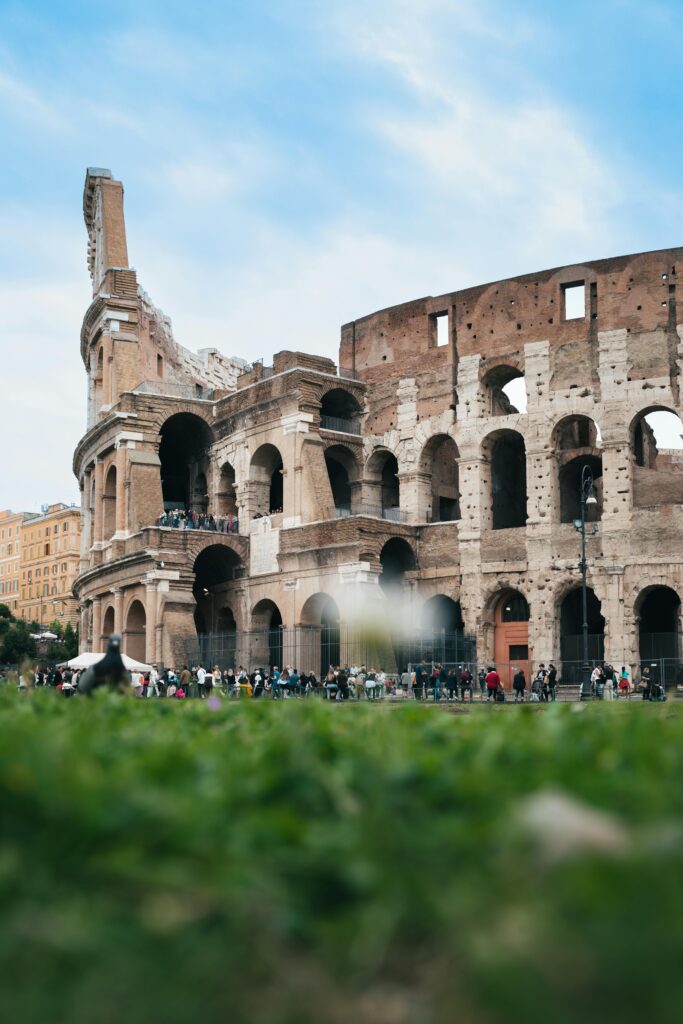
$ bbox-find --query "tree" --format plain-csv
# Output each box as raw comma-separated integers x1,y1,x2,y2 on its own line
62,623,78,660
0,603,12,620
47,620,64,638
0,621,36,665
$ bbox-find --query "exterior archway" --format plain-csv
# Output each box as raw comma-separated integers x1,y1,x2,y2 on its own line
492,590,530,688
250,444,284,515
630,406,683,507
159,413,213,511
559,586,605,683
217,461,237,518
124,599,146,663
320,389,362,434
103,465,117,541
325,444,360,516
102,605,115,642
193,545,245,636
636,586,681,677
379,538,416,594
482,365,526,416
366,449,400,520
419,435,460,522
252,598,283,671
300,593,340,675
482,429,528,530
420,595,472,665
552,415,603,523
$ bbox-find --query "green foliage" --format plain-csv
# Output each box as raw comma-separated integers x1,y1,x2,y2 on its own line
62,622,78,659
0,620,36,664
0,698,681,1024
47,619,63,637
0,603,12,619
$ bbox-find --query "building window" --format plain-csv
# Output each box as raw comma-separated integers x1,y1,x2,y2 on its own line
562,281,586,321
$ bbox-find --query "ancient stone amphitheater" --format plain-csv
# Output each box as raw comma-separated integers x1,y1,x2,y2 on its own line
74,168,683,684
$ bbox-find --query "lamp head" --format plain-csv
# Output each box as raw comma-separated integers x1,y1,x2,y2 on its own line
586,493,598,507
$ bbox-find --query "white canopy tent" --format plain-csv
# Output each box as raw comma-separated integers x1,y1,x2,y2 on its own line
66,651,152,673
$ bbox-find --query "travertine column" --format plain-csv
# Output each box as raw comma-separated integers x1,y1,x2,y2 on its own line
115,443,127,534
113,588,124,635
92,597,102,650
145,583,158,664
92,459,104,545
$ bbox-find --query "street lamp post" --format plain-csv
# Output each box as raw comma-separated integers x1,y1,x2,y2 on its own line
573,465,598,700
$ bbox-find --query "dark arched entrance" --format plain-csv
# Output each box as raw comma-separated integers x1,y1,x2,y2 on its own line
638,587,681,680
379,538,416,594
560,587,605,683
192,544,244,667
159,413,213,512
300,593,340,675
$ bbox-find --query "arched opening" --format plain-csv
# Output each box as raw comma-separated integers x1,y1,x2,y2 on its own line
484,430,527,529
637,586,681,672
217,461,237,517
482,365,527,416
124,599,146,663
420,595,471,665
252,598,283,671
420,435,460,522
379,538,416,594
631,407,683,506
320,389,362,435
250,444,284,515
493,590,530,688
102,465,117,541
366,450,400,520
159,413,213,512
300,593,341,675
553,415,603,523
560,587,605,683
102,605,115,643
325,445,359,516
192,545,245,635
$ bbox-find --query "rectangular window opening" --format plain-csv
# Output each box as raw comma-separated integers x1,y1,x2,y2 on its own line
431,311,449,347
562,282,586,321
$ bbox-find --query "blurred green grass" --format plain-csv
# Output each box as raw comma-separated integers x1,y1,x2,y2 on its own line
0,692,681,1024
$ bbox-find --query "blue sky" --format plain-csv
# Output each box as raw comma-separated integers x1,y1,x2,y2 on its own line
2,0,683,509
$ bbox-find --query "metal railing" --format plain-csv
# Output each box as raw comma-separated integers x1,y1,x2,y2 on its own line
320,414,361,435
158,512,239,534
334,505,409,523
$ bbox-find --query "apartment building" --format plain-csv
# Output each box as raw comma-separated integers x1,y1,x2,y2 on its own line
19,503,81,629
0,510,36,616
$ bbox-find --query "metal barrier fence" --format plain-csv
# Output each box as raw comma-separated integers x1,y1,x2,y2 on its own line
183,626,477,677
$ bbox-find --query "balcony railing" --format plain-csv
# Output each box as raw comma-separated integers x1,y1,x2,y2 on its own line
320,414,361,435
334,505,408,523
158,512,239,534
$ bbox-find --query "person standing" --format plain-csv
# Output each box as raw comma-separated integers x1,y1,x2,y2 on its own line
547,663,558,702
618,665,630,699
513,667,526,703
460,666,473,702
196,664,207,699
534,664,548,702
478,667,487,701
603,662,615,701
485,666,501,702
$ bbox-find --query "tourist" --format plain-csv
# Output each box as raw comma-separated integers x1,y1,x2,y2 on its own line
460,666,473,702
485,665,501,702
478,667,487,701
591,663,604,699
534,664,548,702
547,663,558,702
618,665,631,698
513,667,526,703
603,662,615,701
446,665,459,701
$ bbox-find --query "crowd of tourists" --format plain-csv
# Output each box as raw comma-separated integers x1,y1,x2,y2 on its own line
157,509,239,533
2,658,667,703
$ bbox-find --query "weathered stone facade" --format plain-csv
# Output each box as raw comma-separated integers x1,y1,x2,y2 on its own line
73,168,683,677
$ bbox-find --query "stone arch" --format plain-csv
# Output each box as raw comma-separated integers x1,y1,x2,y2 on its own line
159,412,213,512
481,428,528,530
252,598,284,671
379,537,416,594
320,387,363,434
94,346,104,410
124,598,146,663
324,444,361,515
635,584,682,670
299,593,340,675
558,585,605,683
481,363,527,416
102,604,115,642
551,414,603,523
490,588,531,687
217,460,238,517
418,433,460,522
102,463,117,541
183,532,249,567
250,443,284,516
629,405,683,506
365,448,400,520
193,544,245,635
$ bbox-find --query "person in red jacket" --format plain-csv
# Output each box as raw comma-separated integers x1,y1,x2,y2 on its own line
485,666,501,702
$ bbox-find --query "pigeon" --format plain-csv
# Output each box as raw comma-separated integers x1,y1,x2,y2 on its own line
78,634,131,695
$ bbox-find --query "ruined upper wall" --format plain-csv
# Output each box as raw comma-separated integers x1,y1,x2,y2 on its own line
340,247,683,382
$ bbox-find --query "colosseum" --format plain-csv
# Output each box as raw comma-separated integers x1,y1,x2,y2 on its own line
73,167,683,685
